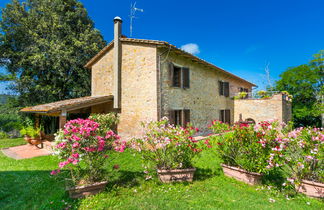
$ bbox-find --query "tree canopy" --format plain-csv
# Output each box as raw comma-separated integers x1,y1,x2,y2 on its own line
0,0,106,106
275,50,323,127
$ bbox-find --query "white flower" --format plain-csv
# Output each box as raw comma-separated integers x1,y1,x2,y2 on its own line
269,198,276,203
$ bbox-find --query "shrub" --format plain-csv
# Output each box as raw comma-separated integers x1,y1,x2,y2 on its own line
89,113,119,132
267,127,324,188
212,120,282,174
131,117,210,172
257,90,270,99
0,131,9,139
19,126,41,138
52,118,126,185
208,120,230,134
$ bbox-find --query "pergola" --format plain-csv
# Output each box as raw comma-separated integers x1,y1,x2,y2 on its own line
20,95,113,129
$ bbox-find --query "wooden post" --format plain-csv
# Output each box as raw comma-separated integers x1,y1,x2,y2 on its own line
59,110,67,129
35,114,40,128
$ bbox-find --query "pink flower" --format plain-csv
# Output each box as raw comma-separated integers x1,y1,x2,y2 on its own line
50,169,60,175
72,159,79,165
71,135,81,141
59,161,68,168
56,142,67,149
72,153,79,159
72,142,80,148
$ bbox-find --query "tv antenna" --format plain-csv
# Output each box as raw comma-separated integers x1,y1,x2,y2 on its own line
129,2,144,37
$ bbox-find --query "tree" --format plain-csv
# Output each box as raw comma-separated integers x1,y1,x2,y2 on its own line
275,51,323,127
0,0,106,106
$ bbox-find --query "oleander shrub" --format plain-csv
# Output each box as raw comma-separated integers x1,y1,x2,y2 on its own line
131,117,211,173
52,118,126,185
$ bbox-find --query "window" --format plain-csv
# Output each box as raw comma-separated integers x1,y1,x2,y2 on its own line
169,109,190,127
169,63,190,89
173,66,181,87
220,109,231,124
219,81,229,97
240,87,249,93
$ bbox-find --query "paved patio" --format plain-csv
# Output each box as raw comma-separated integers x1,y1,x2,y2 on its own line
1,142,53,160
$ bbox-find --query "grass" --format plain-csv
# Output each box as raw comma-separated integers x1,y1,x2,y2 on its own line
0,139,323,209
0,138,26,148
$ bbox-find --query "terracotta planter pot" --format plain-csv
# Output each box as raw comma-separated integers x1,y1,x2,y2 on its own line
221,164,262,185
297,180,324,198
24,136,32,144
67,181,108,199
30,138,42,145
157,168,196,183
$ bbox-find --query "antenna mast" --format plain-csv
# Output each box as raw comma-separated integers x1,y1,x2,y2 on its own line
129,2,143,37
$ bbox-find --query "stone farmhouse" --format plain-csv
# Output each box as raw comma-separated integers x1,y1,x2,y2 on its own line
21,17,291,139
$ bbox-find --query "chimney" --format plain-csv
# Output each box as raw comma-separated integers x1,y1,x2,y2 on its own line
113,16,122,109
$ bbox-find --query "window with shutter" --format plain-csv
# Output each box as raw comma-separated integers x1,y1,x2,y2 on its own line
173,66,181,87
169,63,190,89
182,67,190,89
169,109,190,127
219,81,224,95
220,109,231,124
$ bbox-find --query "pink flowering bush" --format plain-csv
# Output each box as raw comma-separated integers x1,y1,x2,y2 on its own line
208,120,231,134
211,119,282,173
267,127,323,188
52,118,126,184
131,117,211,172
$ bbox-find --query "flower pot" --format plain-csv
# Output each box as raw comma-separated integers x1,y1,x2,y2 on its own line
24,136,32,144
30,138,42,145
157,168,196,183
221,164,262,185
296,180,324,198
67,181,108,199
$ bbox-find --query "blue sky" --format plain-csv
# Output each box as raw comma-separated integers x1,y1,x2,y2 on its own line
1,0,324,93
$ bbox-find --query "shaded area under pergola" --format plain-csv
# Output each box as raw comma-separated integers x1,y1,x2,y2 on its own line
20,95,114,131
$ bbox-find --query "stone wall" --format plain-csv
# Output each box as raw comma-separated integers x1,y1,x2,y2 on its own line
234,94,292,124
91,42,158,139
159,48,254,132
118,43,158,139
91,48,114,96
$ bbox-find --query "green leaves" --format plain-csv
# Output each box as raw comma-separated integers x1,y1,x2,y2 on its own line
274,51,323,127
0,0,106,106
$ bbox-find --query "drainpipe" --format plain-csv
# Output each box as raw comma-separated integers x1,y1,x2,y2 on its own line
157,46,171,119
113,16,122,109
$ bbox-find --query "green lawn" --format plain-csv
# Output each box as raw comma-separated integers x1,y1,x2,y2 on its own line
0,139,323,209
0,138,26,148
